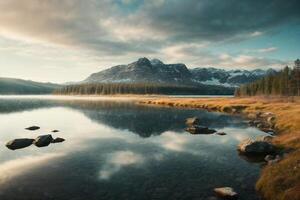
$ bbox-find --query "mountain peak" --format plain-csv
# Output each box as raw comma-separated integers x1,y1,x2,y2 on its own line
150,58,164,66
136,57,151,66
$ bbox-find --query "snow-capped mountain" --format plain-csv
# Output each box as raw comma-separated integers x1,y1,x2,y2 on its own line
84,58,277,87
190,67,277,87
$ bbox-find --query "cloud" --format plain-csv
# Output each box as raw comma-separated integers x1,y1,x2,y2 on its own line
0,0,298,81
0,0,299,55
99,151,144,179
139,0,300,42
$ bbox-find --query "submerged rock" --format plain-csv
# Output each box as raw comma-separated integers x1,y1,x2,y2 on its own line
237,138,275,155
185,117,200,126
25,126,40,131
6,138,34,150
34,134,53,147
51,137,65,143
214,187,238,199
186,126,216,135
216,132,227,136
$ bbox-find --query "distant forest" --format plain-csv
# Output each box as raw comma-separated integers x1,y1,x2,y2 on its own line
235,59,300,97
54,83,234,95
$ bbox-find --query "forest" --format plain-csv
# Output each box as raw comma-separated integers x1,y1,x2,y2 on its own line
235,59,300,96
54,83,233,95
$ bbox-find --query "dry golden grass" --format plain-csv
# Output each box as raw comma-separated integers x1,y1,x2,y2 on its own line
139,96,300,200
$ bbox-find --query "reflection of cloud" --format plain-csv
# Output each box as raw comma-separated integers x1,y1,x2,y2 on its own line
156,131,190,152
99,151,144,180
0,153,64,184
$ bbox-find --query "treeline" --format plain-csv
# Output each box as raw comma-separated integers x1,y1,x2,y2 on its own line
235,60,300,97
54,83,233,95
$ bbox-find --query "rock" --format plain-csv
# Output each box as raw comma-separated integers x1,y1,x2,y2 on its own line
264,154,275,162
51,137,65,143
267,116,276,124
257,135,274,142
260,128,276,135
267,155,282,165
216,132,227,136
214,187,238,200
34,134,53,147
25,126,40,131
237,138,275,155
6,138,34,150
261,112,275,118
185,126,216,135
185,117,200,126
52,130,59,133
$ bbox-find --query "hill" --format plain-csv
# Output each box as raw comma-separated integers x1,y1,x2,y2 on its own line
0,77,61,94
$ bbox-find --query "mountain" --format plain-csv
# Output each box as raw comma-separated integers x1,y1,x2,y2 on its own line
190,68,277,87
85,57,192,84
84,58,277,87
0,77,61,94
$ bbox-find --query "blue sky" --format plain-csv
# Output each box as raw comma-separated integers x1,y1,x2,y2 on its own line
0,0,299,83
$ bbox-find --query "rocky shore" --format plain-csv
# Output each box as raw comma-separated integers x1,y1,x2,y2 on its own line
139,97,300,200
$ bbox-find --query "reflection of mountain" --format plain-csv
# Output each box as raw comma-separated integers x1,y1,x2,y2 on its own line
66,101,247,137
0,99,247,137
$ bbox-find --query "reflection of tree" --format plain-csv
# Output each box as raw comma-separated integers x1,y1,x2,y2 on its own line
0,99,247,137
0,99,56,113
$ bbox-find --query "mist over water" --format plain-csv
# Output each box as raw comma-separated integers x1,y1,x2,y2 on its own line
0,96,267,200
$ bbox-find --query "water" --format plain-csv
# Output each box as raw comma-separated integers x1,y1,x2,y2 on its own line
0,96,266,200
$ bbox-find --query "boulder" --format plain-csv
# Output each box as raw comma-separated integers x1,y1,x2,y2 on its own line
6,138,34,150
52,130,59,133
185,117,200,126
25,126,40,131
34,134,53,147
186,126,216,135
51,137,65,143
214,187,238,200
237,138,275,155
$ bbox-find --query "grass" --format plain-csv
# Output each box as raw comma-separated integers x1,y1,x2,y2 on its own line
139,96,300,200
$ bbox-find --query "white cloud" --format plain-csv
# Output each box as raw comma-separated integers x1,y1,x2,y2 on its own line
250,31,264,37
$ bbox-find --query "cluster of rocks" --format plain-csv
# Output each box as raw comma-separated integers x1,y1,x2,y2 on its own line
185,117,227,136
6,126,65,150
185,117,218,135
237,135,290,166
247,112,276,135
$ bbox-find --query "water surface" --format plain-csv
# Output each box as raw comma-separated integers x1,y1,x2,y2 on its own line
0,96,266,200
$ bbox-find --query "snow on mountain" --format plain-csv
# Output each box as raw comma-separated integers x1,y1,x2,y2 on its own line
84,58,277,88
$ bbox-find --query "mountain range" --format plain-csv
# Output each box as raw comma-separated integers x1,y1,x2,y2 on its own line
85,57,277,88
0,57,277,94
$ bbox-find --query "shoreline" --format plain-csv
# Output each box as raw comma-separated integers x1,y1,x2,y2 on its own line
138,97,300,200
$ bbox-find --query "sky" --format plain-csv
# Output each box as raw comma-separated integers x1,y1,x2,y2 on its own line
0,0,299,83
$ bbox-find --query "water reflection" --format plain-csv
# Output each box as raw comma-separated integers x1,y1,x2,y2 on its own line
0,97,267,200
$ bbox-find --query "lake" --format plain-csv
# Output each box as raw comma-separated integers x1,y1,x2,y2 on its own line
0,96,266,200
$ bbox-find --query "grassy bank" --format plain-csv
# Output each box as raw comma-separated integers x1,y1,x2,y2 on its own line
139,97,300,200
